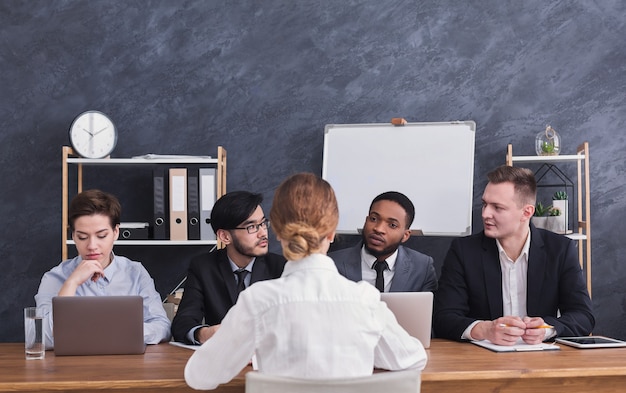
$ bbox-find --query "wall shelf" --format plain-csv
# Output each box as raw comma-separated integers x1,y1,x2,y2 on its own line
507,154,585,163
62,146,227,259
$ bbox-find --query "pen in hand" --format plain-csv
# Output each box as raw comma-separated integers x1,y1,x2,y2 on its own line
499,323,554,329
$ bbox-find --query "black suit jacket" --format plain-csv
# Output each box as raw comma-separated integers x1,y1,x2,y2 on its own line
171,249,286,343
433,225,594,341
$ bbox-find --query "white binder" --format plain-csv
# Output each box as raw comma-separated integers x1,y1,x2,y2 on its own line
199,168,217,240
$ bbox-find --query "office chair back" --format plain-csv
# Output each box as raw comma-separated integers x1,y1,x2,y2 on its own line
245,370,421,393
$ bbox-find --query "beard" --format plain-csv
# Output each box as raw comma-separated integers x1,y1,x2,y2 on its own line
231,235,269,258
362,233,401,259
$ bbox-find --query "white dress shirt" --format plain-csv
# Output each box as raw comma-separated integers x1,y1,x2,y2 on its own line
461,231,555,341
360,247,399,292
35,253,171,348
185,253,427,390
497,234,531,319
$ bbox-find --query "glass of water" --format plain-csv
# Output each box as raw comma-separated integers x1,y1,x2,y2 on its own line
24,307,45,359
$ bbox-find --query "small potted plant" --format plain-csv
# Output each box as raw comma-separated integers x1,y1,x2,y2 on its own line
535,124,561,156
531,202,550,229
547,205,566,233
532,200,566,233
552,191,568,232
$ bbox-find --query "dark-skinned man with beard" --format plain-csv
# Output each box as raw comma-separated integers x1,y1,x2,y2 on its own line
329,191,437,293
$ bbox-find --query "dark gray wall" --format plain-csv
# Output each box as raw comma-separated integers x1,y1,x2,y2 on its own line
1,0,624,342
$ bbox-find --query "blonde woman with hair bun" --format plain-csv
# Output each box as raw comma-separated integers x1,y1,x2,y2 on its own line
269,172,338,261
185,173,427,390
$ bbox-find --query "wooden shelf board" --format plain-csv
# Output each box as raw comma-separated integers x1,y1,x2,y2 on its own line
67,240,218,246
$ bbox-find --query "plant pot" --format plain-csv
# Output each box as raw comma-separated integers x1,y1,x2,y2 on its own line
551,200,568,233
531,217,548,229
546,216,566,233
532,216,566,233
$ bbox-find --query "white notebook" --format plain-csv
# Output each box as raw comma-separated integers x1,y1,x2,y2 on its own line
472,340,560,352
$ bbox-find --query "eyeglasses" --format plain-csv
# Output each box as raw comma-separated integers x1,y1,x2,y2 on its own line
232,219,270,234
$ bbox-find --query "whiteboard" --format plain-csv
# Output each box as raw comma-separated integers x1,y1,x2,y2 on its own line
322,121,476,236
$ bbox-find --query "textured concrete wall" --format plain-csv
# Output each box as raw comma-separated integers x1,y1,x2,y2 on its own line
1,0,624,341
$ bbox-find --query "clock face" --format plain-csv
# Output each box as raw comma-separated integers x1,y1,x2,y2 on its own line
68,111,117,158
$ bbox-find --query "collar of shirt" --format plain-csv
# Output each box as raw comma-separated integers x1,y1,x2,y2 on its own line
229,258,255,288
495,229,531,262
359,246,398,292
228,258,255,273
80,252,118,289
360,246,399,271
281,253,339,277
102,252,119,281
84,252,118,284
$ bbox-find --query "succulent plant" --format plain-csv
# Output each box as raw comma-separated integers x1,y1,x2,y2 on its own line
553,191,568,200
541,141,556,154
534,202,550,217
549,206,561,216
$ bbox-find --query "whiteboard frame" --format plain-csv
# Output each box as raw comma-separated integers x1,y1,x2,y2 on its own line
322,121,476,236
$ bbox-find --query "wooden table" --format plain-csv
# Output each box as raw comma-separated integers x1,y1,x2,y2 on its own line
423,339,626,392
0,343,199,393
1,339,626,392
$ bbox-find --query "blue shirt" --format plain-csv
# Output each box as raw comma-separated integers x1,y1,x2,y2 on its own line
35,253,171,349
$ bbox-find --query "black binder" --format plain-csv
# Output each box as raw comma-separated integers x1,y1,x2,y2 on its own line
187,168,201,240
152,168,169,240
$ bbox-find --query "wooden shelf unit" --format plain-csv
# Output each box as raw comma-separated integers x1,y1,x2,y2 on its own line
506,142,591,296
61,146,227,259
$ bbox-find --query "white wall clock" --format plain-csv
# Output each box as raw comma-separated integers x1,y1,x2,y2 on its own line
68,110,117,158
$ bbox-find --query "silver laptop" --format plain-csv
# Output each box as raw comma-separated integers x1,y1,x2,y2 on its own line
380,292,433,348
52,296,145,356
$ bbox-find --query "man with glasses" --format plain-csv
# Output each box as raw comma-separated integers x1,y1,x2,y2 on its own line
172,191,286,345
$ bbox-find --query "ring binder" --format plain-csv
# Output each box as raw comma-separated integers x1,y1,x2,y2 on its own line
152,168,169,240
187,168,201,240
169,168,188,241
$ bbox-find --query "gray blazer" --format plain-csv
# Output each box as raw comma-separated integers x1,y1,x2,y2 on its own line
329,242,438,292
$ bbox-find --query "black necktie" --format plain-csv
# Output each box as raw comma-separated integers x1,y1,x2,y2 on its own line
373,260,388,292
235,269,249,293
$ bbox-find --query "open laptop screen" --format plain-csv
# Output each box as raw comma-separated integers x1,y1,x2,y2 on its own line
52,295,145,356
380,292,433,348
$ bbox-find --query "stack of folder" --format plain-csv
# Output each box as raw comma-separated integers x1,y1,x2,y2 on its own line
152,167,217,241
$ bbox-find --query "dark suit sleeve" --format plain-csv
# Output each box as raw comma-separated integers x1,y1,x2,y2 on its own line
433,239,477,341
171,252,286,344
171,258,208,344
421,255,438,292
537,235,594,337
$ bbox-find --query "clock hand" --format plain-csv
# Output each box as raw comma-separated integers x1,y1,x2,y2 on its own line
81,127,94,136
93,126,109,136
